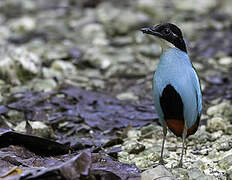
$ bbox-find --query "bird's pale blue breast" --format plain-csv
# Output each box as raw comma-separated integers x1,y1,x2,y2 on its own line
153,48,202,128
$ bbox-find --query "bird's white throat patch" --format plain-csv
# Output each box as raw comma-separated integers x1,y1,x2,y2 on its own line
155,37,175,53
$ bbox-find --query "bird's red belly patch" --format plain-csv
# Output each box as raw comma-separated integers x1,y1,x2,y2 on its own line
166,119,199,137
166,119,184,136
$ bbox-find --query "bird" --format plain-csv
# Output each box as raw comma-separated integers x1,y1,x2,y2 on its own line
141,23,202,168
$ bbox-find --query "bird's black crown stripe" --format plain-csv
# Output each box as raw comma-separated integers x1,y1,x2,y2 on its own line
142,23,187,53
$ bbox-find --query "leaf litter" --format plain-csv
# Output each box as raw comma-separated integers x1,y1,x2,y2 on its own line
0,85,156,179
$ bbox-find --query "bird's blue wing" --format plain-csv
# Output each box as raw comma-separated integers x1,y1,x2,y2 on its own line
191,68,202,117
153,74,165,126
175,66,202,128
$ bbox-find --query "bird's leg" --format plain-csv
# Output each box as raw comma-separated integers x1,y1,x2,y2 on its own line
179,124,187,168
185,140,188,154
159,125,167,165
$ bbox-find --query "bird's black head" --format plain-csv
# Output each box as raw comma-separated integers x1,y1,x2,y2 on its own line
141,23,187,53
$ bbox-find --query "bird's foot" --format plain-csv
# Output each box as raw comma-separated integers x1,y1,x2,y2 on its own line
159,158,166,165
178,161,183,168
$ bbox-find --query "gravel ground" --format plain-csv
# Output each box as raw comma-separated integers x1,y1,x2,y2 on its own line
0,0,232,179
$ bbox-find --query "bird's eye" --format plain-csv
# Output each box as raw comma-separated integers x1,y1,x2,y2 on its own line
162,28,171,35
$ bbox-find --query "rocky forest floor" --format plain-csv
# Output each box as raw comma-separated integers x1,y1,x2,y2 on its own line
0,0,232,179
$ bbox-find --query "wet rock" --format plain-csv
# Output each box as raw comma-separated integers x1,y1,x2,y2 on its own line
91,79,105,89
106,53,150,77
0,0,36,18
211,130,223,141
171,168,188,179
127,129,140,139
178,22,200,40
123,141,143,154
220,0,232,18
110,36,133,47
81,23,108,46
14,121,53,138
173,0,217,14
0,80,5,101
0,26,10,42
134,154,159,169
13,48,40,79
0,95,3,103
138,44,161,58
0,46,40,84
218,154,232,170
14,121,27,133
82,46,111,70
207,100,232,120
129,143,145,154
30,78,57,92
206,117,227,132
136,0,174,21
140,124,156,136
187,168,216,180
42,45,69,60
189,125,212,143
116,92,138,101
106,146,121,159
7,110,25,125
227,167,232,180
119,144,161,169
42,67,63,80
52,60,77,75
7,16,36,33
103,138,123,148
225,125,232,135
217,141,231,151
191,160,206,171
218,56,232,66
97,2,150,36
141,165,175,180
118,127,162,169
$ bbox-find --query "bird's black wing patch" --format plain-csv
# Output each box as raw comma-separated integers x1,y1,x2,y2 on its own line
160,84,184,121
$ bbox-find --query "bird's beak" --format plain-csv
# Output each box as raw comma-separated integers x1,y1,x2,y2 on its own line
141,27,162,38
